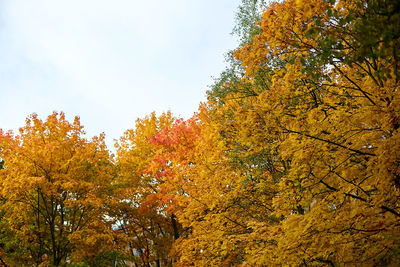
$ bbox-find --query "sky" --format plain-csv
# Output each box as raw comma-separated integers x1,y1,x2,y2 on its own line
0,0,241,149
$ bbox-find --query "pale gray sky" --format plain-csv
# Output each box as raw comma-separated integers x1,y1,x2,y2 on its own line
0,0,240,149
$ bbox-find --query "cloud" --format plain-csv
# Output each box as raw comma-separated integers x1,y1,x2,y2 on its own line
0,0,240,148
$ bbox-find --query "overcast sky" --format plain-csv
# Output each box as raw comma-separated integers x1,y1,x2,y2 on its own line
0,0,240,149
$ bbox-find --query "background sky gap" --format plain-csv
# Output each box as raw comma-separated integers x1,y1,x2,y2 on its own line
0,0,240,149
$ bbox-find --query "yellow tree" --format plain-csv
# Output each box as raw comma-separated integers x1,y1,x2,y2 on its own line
114,0,400,265
114,112,178,266
0,112,116,266
146,104,281,266
232,0,400,265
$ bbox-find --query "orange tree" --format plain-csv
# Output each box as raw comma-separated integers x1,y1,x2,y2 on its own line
144,104,281,266
0,112,117,266
114,112,178,266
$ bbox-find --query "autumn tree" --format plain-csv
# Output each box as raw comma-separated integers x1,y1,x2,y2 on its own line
0,112,117,266
144,0,400,265
139,104,282,266
230,0,400,265
114,112,179,266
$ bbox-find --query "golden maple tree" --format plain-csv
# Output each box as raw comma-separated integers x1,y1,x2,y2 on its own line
114,112,179,266
231,0,400,265
0,112,116,266
147,0,400,265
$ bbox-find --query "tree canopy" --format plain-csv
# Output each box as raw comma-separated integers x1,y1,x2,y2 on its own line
0,0,399,265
